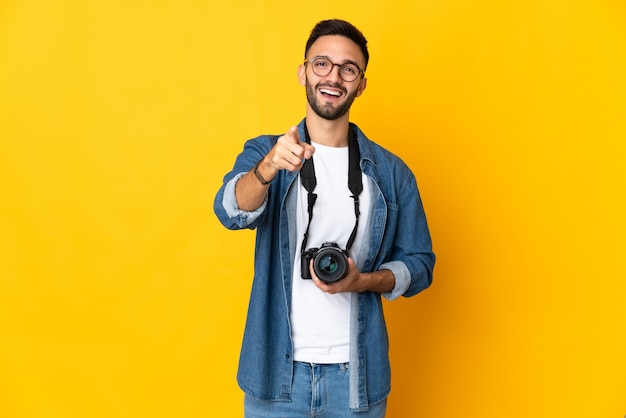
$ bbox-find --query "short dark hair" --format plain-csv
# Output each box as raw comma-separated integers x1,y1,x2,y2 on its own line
305,19,369,70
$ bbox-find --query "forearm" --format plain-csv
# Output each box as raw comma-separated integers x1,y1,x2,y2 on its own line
313,261,396,295
235,159,278,212
360,269,395,294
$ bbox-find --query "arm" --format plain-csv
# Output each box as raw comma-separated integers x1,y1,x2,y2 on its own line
311,162,435,298
311,257,395,294
234,159,275,212
381,170,435,298
214,126,315,229
235,126,315,212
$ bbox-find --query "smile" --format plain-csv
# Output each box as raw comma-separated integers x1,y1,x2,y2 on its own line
319,88,343,98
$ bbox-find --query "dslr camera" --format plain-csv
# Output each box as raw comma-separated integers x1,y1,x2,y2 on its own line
301,242,349,284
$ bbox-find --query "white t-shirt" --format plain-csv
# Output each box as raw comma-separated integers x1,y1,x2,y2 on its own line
290,141,370,364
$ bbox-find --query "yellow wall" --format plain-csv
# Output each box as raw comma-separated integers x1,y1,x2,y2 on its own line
1,1,624,417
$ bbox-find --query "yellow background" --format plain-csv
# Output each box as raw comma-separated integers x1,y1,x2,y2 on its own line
1,1,625,417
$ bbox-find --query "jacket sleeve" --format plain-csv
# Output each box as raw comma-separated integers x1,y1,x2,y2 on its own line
381,164,435,300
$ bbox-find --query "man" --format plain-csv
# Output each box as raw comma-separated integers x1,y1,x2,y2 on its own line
214,19,435,417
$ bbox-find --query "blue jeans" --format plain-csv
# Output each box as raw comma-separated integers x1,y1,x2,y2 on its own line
244,361,387,417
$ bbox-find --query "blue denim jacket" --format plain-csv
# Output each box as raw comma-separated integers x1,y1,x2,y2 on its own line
214,120,435,411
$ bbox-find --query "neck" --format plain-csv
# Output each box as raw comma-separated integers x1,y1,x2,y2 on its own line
304,109,351,147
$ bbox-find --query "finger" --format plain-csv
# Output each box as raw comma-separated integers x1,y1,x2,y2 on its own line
303,143,315,160
313,277,334,294
286,127,313,160
284,126,300,144
285,126,315,160
310,264,344,294
309,261,328,290
347,257,357,269
276,144,306,168
274,126,315,170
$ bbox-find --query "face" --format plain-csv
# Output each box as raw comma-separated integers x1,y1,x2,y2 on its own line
299,35,367,121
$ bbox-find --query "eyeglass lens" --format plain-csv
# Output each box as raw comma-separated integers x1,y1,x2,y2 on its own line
310,57,361,82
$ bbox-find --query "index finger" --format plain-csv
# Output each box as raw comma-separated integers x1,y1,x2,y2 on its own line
284,126,301,143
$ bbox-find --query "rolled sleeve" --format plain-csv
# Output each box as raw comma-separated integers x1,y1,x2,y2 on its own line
222,172,268,228
380,260,411,301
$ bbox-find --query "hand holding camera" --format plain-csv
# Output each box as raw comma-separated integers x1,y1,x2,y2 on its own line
303,250,379,295
301,242,350,284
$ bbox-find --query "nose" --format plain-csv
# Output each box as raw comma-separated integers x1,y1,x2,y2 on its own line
326,64,343,82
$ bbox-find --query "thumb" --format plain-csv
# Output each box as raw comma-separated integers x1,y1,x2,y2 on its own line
303,143,315,160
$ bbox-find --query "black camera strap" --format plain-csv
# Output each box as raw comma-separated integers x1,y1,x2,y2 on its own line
299,121,362,255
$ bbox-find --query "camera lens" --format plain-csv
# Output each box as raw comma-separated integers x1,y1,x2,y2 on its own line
313,245,348,283
318,254,338,275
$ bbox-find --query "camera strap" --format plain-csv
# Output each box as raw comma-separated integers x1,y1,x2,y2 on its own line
299,121,362,255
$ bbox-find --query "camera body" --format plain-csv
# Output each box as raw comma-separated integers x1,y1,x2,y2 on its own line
301,242,349,284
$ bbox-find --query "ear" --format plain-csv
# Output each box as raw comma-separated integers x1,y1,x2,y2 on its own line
297,64,306,86
355,76,367,97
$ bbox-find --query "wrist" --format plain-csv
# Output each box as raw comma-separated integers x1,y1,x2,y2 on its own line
253,159,276,185
364,269,395,294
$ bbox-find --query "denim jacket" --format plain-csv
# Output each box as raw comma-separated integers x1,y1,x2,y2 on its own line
214,120,435,411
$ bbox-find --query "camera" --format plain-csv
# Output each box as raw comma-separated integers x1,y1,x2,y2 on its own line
301,242,349,284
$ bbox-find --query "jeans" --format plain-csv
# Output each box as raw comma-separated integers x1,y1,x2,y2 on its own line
244,362,387,417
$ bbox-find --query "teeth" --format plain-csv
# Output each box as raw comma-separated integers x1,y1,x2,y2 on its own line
320,89,341,97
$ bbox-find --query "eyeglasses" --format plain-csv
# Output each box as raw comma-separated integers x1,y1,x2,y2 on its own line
304,56,365,82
